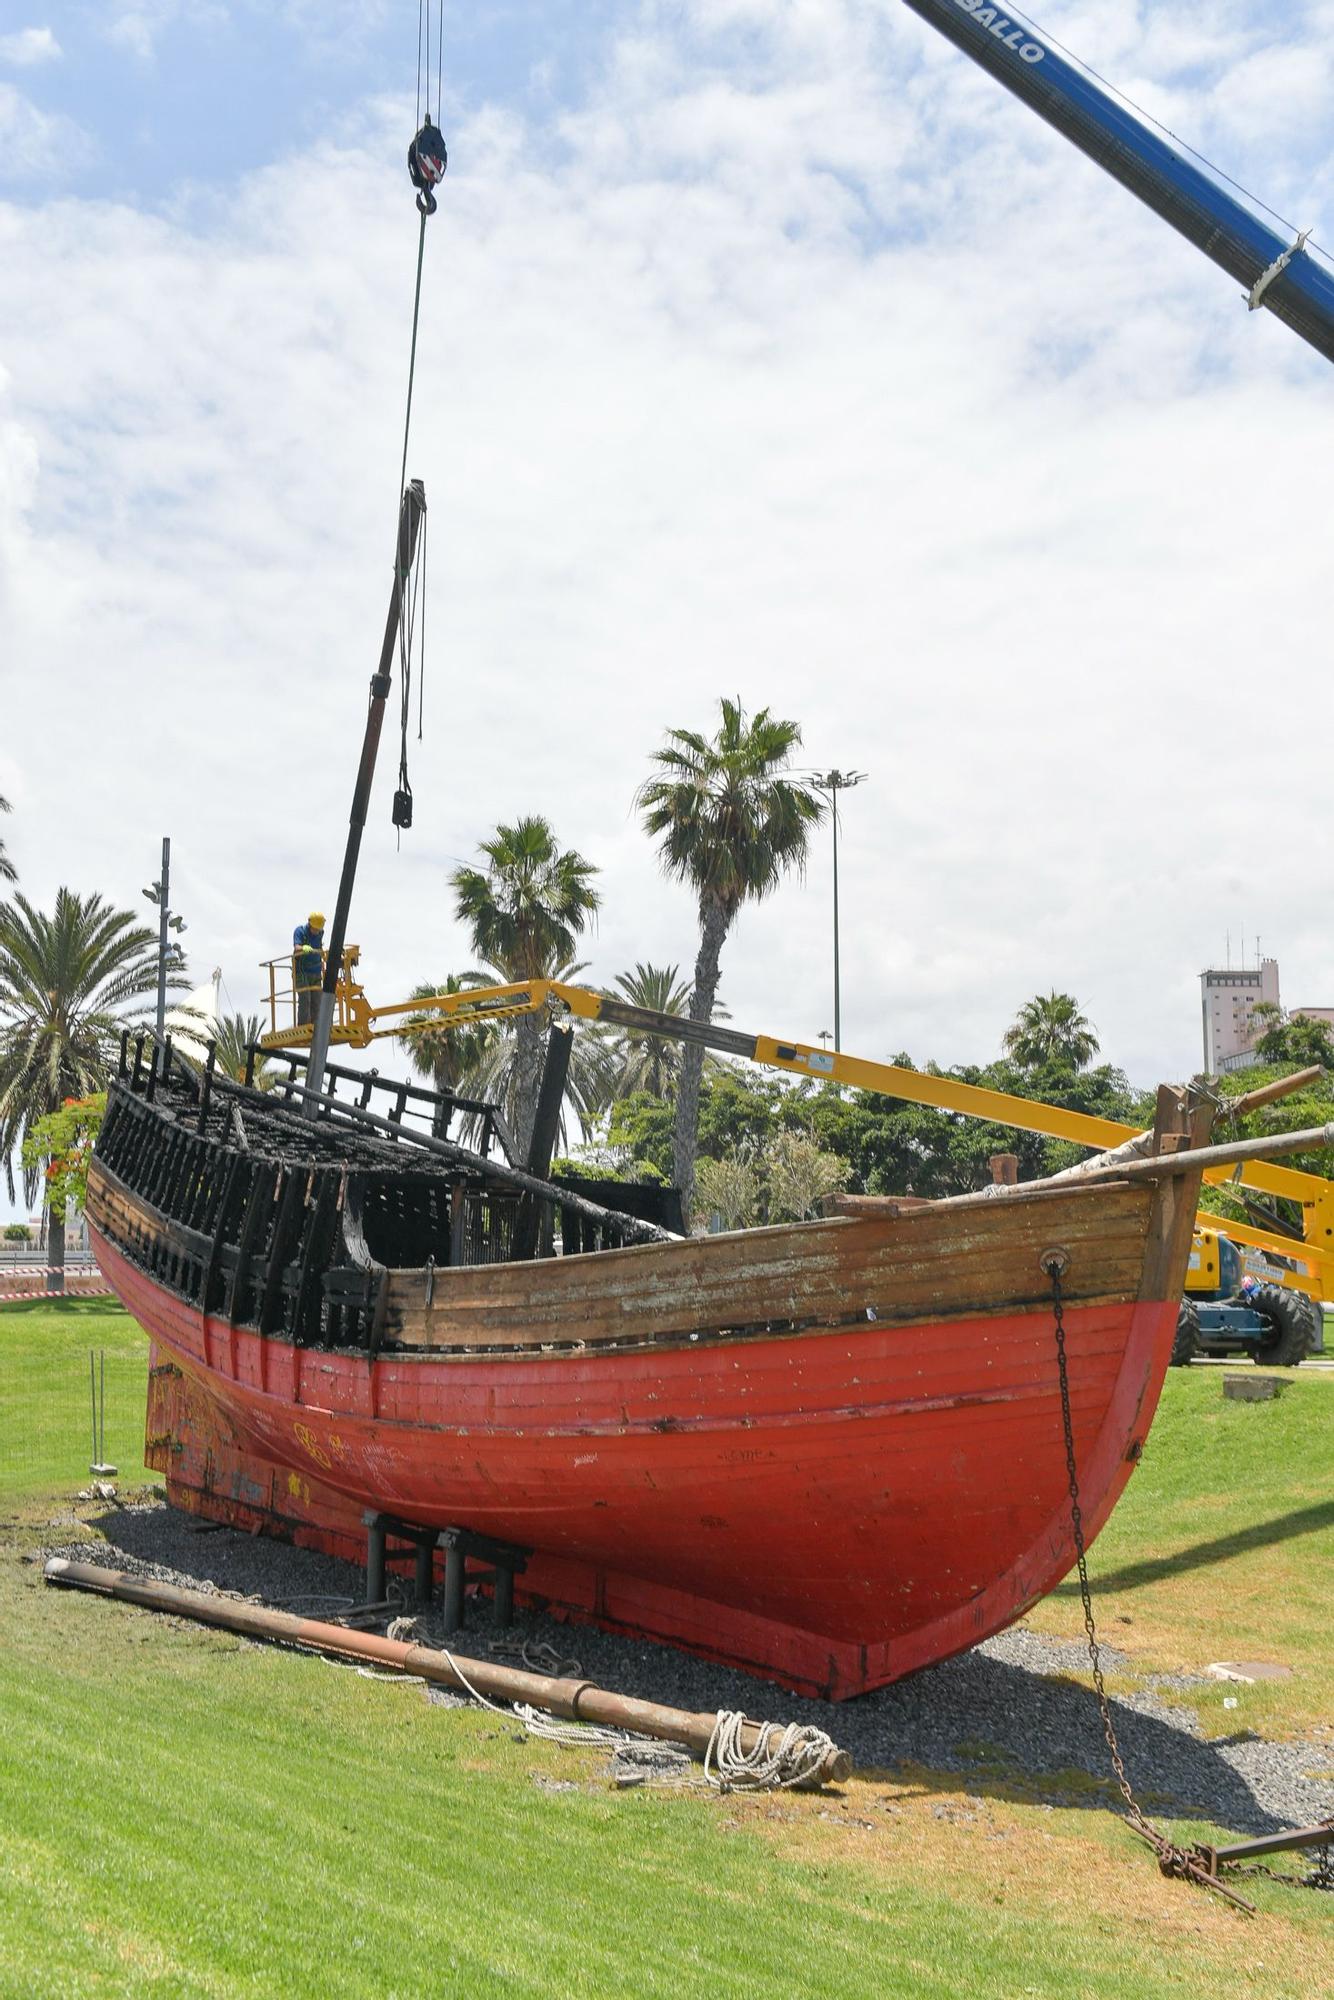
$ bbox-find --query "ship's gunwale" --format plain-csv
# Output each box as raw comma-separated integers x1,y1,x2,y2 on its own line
87,1146,1152,1362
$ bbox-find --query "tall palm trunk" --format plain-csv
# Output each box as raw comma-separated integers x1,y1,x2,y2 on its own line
672,892,731,1224
45,1202,65,1297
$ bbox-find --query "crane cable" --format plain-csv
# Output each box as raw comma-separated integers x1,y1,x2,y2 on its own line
393,0,447,838
400,0,447,503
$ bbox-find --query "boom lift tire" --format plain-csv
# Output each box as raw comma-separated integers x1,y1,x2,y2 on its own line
1297,1293,1325,1353
1170,1300,1201,1367
1250,1284,1310,1367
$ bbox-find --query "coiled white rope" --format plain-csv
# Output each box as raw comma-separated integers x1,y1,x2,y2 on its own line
703,1711,840,1791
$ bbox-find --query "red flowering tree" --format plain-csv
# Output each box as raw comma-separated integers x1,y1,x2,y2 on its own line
22,1094,106,1223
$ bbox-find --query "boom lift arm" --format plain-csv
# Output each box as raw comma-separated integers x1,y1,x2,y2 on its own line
900,0,1334,364
260,972,1334,1290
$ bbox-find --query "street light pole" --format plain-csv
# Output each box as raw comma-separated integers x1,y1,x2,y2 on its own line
811,770,867,1054
155,836,170,1060
142,838,185,1078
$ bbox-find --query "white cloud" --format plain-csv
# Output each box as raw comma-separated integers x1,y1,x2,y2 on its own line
105,3,228,62
104,1,383,63
0,0,1330,1142
0,82,84,181
0,27,61,66
104,4,194,62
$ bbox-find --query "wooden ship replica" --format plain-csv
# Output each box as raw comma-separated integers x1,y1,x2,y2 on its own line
87,980,1221,1699
83,397,1277,1704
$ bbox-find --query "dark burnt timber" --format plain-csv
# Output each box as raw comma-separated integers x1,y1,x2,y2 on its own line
91,1035,674,1356
512,1025,574,1262
270,1044,519,1166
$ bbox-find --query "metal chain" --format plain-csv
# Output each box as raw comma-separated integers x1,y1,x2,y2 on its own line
1228,1839,1334,1895
1046,1261,1257,1916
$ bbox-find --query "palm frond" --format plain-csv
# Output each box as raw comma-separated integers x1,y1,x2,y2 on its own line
0,887,185,1203
634,699,824,917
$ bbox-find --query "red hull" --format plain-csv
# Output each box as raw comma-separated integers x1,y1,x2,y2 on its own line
97,1226,1175,1699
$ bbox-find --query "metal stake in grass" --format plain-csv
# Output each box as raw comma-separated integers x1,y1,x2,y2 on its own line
90,1347,117,1479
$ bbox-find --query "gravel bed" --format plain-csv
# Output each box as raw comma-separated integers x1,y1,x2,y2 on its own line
39,1497,1334,1839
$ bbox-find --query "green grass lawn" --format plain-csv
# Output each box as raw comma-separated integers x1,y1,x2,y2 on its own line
0,1297,158,1498
1029,1366,1334,1739
1,1303,1330,1999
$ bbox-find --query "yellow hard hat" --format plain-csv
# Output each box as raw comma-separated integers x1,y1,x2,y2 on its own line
309,910,326,928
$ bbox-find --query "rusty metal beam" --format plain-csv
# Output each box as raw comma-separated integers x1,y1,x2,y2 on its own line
1194,1820,1334,1874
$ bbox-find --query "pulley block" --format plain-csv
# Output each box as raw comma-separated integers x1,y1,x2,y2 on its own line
408,120,448,215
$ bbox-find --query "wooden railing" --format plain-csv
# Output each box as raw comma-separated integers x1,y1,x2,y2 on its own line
94,1033,673,1353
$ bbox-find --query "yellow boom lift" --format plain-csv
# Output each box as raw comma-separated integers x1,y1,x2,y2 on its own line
260,964,1334,1319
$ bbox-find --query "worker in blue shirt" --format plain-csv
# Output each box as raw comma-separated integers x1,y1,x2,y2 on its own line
293,911,325,1025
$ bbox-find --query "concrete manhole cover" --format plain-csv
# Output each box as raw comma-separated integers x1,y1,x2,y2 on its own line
1206,1662,1293,1683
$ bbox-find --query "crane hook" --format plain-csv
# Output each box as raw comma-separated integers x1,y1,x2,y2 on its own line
408,119,448,216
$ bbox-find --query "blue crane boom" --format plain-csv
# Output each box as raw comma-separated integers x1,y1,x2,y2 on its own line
902,0,1334,364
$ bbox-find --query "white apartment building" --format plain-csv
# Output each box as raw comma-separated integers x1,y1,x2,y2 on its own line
1200,959,1281,1074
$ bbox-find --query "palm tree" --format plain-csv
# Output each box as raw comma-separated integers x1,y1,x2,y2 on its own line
461,957,616,1155
0,796,15,884
604,962,694,1101
1002,992,1099,1073
0,889,181,1289
212,1013,277,1091
636,699,824,1217
395,975,498,1129
449,817,601,1153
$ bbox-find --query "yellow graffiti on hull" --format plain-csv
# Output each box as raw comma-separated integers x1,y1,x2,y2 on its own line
293,1421,332,1470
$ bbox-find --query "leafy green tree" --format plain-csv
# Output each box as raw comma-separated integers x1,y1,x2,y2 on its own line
212,1013,278,1091
1002,992,1099,1074
0,889,181,1289
550,1150,666,1186
1197,1063,1334,1231
695,1152,761,1231
763,1053,1140,1200
636,699,823,1218
606,1088,677,1179
764,1128,851,1221
608,1039,1145,1206
450,818,601,1153
1252,1009,1334,1072
608,1067,791,1181
0,796,15,886
21,1093,105,1216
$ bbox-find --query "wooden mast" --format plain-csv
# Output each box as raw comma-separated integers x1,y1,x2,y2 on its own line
304,481,426,1114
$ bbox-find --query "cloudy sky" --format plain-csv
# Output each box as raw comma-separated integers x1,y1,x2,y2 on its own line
2,0,1332,1208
